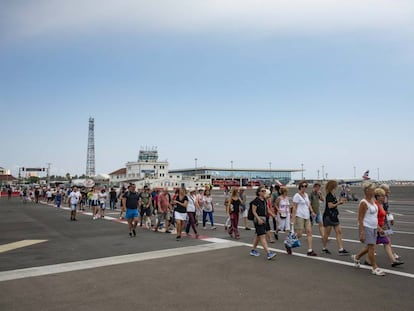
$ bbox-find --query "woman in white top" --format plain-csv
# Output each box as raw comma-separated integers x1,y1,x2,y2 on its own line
275,186,290,233
98,189,108,219
202,188,216,229
352,183,385,276
291,181,317,256
185,188,200,238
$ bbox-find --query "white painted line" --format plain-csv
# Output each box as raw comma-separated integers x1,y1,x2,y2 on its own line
346,210,356,214
339,226,414,235
0,240,48,254
239,242,414,279
0,240,242,282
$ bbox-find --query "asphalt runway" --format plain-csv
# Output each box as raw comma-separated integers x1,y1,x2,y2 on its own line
0,187,413,311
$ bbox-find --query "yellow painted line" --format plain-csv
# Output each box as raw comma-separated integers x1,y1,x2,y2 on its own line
0,240,48,254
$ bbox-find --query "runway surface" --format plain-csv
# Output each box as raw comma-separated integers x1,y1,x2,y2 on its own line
1,187,413,311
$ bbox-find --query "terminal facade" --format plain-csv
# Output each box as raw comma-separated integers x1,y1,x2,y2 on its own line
109,148,299,189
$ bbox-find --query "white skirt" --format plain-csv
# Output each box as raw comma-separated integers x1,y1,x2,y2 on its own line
174,211,187,221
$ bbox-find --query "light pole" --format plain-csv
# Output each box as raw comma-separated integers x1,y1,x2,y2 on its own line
194,158,198,180
377,168,380,181
353,166,356,178
301,163,304,180
317,169,320,180
230,160,234,179
46,163,52,186
269,162,272,184
322,165,325,181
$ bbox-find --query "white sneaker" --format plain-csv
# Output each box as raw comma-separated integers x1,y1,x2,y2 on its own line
371,267,386,276
352,255,360,268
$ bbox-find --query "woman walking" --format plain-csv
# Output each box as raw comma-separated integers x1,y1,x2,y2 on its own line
291,181,317,256
352,183,386,276
202,188,216,229
321,180,349,255
172,187,188,241
374,188,403,267
226,187,242,239
185,188,200,238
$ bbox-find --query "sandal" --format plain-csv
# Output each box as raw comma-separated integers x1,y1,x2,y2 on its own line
352,255,360,268
371,268,386,276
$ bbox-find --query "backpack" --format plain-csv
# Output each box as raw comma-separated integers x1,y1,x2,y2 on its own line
247,200,255,221
248,198,267,221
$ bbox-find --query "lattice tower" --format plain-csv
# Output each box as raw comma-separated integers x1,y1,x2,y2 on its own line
86,117,95,177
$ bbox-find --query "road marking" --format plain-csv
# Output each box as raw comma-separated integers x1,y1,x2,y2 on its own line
346,210,356,214
0,240,242,282
239,242,414,279
0,240,48,254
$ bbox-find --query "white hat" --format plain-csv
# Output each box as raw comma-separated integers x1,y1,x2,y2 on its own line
188,187,196,193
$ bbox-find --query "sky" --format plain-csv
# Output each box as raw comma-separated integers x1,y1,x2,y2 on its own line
1,0,414,181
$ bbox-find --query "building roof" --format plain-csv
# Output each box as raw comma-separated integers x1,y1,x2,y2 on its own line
108,168,127,176
0,174,17,181
169,167,301,173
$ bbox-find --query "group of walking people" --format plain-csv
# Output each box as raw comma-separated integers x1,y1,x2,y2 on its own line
118,184,217,240
30,179,403,276
247,181,403,275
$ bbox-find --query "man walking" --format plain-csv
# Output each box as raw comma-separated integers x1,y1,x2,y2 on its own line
68,186,81,221
122,184,141,237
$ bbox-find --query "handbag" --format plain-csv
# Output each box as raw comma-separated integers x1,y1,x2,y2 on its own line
376,234,390,245
284,224,301,248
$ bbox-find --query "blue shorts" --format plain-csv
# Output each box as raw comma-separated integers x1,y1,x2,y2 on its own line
126,209,140,220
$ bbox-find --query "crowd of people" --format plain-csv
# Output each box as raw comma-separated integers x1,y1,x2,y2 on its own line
231,181,403,274
12,180,403,275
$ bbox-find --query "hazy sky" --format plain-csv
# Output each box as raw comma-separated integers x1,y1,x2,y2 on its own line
1,0,413,180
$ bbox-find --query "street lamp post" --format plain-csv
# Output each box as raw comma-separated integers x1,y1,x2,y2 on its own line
353,166,356,178
269,162,272,184
301,163,304,180
194,158,198,180
322,165,325,181
377,168,380,181
46,163,51,186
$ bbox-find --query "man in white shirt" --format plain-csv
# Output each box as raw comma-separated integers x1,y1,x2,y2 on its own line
68,186,81,221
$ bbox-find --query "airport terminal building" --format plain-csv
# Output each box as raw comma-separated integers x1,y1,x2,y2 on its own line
109,148,300,188
169,167,300,187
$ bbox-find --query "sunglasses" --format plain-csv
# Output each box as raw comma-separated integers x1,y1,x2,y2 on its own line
300,184,308,188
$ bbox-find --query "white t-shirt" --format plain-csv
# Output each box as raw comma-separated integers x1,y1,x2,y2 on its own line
278,197,290,218
98,192,107,203
68,191,81,205
187,194,197,212
293,193,310,219
203,195,213,212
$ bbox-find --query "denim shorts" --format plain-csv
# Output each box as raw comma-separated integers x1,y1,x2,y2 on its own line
313,212,322,224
